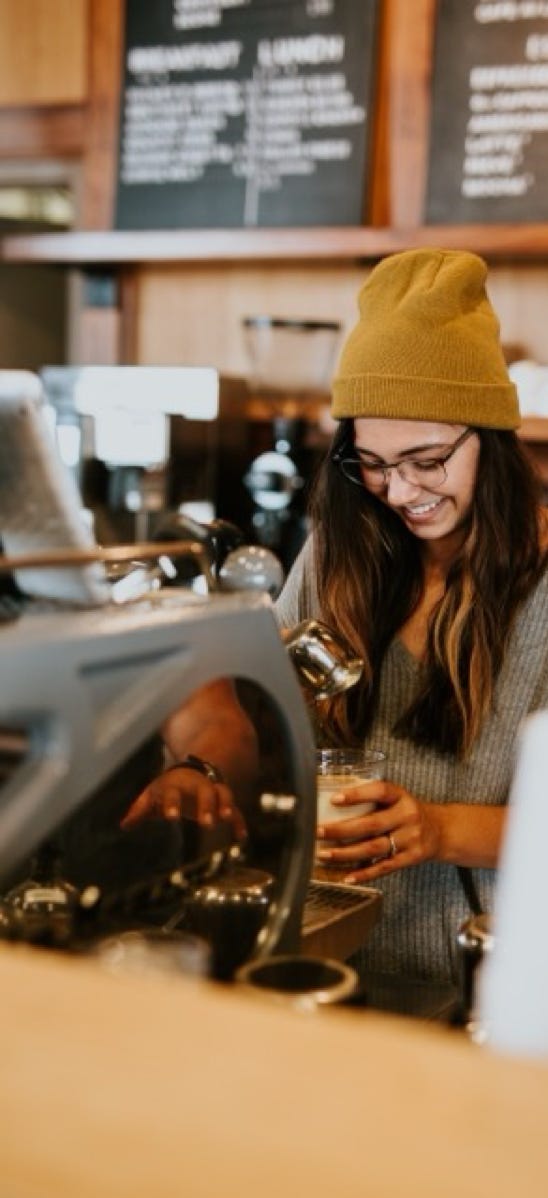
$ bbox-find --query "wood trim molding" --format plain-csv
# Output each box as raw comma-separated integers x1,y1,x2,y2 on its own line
387,0,437,227
0,105,85,160
80,0,124,229
367,0,391,226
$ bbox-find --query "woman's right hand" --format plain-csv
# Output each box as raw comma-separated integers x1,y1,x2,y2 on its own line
315,778,442,883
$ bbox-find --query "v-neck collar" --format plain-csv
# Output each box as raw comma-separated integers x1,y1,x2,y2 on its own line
391,636,424,672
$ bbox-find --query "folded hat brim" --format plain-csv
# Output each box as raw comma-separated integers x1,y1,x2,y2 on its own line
331,373,521,430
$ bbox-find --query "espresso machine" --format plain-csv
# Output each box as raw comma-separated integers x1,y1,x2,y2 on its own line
0,584,319,974
0,367,378,992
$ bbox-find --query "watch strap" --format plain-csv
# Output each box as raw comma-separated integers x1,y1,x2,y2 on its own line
168,754,224,784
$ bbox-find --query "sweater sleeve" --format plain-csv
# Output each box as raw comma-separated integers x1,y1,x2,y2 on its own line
273,535,320,628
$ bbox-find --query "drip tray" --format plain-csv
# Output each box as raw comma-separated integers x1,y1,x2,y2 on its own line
301,878,382,961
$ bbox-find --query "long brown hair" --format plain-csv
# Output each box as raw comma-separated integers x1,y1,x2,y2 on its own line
310,420,546,757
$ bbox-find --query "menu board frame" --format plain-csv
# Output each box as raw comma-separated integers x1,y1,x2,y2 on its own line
114,0,381,230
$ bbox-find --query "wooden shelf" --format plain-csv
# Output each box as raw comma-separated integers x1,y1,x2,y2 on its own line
4,224,548,265
519,417,548,443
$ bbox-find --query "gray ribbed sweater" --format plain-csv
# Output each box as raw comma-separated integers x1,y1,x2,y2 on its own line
275,537,548,983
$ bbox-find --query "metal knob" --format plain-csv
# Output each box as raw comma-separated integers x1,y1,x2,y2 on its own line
218,545,285,599
457,912,494,1029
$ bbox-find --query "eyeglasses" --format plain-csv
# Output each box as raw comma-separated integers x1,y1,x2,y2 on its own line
331,427,476,491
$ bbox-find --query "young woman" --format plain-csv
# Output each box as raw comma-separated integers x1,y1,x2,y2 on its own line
274,247,548,984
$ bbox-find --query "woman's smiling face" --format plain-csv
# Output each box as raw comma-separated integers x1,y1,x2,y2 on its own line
353,418,481,546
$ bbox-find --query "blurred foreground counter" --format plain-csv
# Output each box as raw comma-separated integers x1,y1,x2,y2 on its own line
1,944,548,1198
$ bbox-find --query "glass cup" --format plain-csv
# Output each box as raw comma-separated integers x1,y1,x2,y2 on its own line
316,747,386,827
315,748,386,879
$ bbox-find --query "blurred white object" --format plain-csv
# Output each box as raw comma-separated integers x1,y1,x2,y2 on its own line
218,545,284,599
0,370,110,605
244,451,302,512
69,366,219,420
179,500,215,524
41,365,220,468
508,359,548,417
95,409,168,468
479,709,548,1057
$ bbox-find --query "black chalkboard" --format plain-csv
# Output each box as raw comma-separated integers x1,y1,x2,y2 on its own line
115,0,380,229
426,0,548,223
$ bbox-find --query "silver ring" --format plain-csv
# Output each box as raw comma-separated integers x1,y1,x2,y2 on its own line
388,832,397,858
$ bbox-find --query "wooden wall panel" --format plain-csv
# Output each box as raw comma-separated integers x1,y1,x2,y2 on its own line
132,264,367,376
0,0,88,107
486,266,548,363
131,260,548,378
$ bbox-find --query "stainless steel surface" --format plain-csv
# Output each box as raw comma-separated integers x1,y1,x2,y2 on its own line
235,952,358,1010
0,538,213,571
183,866,275,980
0,538,217,599
0,590,317,971
301,879,382,962
457,913,494,955
457,913,494,1029
284,618,363,699
218,544,285,598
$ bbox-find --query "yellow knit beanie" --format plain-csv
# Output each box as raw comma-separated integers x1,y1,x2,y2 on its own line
332,248,520,429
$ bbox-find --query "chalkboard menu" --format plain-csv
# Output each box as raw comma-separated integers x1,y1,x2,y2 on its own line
115,0,380,229
426,0,548,223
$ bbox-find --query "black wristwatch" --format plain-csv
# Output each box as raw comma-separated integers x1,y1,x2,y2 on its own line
171,754,224,783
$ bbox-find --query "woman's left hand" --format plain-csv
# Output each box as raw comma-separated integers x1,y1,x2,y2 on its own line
120,766,247,841
316,779,442,884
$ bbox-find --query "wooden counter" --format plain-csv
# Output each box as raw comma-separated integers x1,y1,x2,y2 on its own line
1,944,547,1197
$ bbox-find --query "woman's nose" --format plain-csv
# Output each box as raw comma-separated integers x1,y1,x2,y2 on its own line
385,466,422,503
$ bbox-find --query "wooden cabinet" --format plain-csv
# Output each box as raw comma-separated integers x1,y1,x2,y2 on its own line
0,0,87,108
0,0,87,161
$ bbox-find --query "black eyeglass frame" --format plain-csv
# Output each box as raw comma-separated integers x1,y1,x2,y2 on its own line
330,426,476,490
